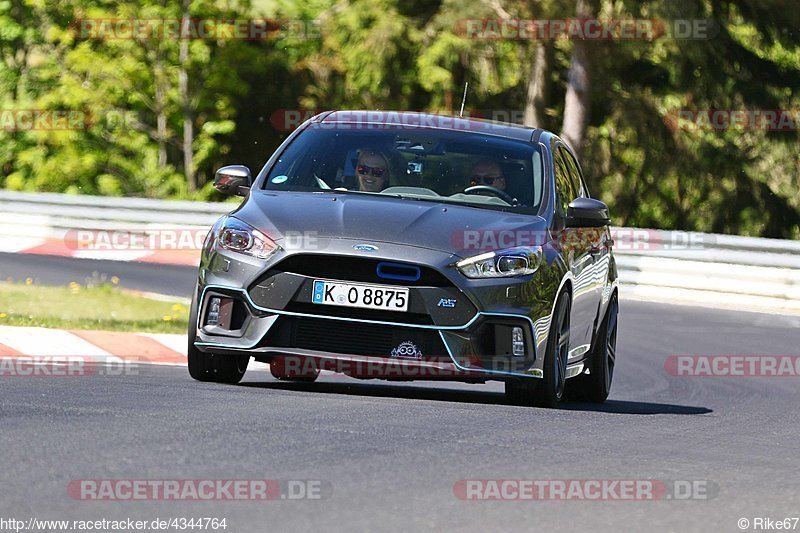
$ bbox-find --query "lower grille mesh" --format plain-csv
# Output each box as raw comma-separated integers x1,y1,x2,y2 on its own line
295,319,396,356
283,317,448,358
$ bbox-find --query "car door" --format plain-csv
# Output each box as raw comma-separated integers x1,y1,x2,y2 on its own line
552,143,595,356
566,149,611,320
562,148,607,340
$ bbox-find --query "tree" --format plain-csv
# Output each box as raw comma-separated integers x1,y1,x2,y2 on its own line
179,0,195,192
1,0,798,238
559,0,598,160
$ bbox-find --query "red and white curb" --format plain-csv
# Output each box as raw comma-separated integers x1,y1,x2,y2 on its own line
0,325,268,371
0,325,187,365
0,235,199,266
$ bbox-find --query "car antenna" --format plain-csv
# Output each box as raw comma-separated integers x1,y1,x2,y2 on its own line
459,81,469,118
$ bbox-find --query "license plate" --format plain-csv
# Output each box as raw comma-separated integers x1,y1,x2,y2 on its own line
312,280,409,312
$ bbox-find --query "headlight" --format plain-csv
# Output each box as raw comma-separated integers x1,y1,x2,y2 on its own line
216,216,280,259
456,246,542,278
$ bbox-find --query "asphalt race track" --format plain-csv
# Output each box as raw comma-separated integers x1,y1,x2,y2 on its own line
0,252,196,298
1,254,799,532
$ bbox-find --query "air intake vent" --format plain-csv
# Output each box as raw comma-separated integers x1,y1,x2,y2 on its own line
376,262,421,282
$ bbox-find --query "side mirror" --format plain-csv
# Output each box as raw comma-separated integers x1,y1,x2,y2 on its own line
214,165,252,196
565,197,610,227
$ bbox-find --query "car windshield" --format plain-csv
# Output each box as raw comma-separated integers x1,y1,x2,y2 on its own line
263,124,544,212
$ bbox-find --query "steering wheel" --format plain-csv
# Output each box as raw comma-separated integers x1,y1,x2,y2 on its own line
463,185,519,206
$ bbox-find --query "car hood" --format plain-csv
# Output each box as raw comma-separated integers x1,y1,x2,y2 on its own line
233,191,549,258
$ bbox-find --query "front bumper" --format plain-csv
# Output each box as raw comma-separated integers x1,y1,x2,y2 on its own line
193,238,563,381
195,284,542,380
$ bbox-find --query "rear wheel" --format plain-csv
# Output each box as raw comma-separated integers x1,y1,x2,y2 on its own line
187,287,249,384
505,291,571,408
569,293,618,403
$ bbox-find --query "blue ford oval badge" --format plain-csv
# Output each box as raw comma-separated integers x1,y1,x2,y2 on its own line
353,244,378,252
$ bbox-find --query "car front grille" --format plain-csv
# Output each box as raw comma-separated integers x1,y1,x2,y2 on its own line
295,318,393,355
260,254,452,287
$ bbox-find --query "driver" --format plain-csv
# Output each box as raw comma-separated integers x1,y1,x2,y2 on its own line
469,159,506,191
356,149,391,192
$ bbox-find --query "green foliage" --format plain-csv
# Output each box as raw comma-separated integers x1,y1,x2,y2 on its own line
0,0,798,237
574,0,800,237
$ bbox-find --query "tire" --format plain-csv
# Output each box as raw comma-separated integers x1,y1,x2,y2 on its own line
187,286,249,384
269,355,320,383
568,293,618,403
505,291,571,408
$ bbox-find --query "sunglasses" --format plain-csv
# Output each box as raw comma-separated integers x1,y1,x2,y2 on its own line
357,164,386,177
471,175,502,186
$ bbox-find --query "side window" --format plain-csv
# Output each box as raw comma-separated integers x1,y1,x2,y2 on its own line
560,147,585,199
553,147,576,216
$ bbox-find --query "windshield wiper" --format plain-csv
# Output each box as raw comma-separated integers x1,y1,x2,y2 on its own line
387,193,515,210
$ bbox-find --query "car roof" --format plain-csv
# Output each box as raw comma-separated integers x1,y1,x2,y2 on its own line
314,110,548,143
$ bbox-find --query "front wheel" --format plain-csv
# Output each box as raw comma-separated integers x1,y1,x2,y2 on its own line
188,350,250,384
506,291,571,408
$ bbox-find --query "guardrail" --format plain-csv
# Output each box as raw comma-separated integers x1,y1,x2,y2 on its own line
0,190,231,228
610,227,800,310
1,190,798,312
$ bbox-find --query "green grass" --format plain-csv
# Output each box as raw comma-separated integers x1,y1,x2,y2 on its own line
0,282,189,334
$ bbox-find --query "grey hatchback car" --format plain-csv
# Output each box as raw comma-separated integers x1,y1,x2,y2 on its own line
188,111,618,408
